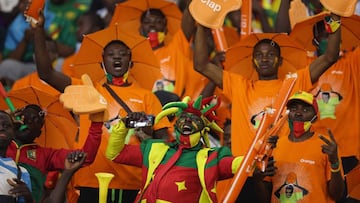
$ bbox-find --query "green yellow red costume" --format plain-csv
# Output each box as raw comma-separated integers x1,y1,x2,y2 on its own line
106,96,244,202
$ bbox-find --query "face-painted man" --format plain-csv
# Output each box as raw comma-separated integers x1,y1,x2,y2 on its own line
286,91,318,139
252,39,283,80
139,9,167,49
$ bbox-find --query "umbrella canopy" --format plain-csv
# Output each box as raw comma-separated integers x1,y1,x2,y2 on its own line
72,23,162,90
109,0,182,38
290,13,360,52
346,163,360,200
223,33,308,80
0,78,78,149
11,73,60,97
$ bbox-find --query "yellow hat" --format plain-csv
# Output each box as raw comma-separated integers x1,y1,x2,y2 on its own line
287,91,318,114
320,0,357,17
189,0,242,29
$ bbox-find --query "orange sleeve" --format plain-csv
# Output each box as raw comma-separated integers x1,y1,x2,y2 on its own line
168,29,192,58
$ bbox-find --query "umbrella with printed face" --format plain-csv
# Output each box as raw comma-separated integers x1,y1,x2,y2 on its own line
290,12,360,52
0,76,78,149
109,0,182,43
223,33,308,80
72,22,162,90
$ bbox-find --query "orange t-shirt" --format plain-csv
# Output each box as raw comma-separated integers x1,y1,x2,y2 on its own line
71,80,171,189
222,67,313,156
271,127,333,203
311,47,360,159
153,30,209,99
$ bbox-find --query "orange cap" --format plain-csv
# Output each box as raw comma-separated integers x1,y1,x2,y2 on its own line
320,0,357,17
189,0,242,29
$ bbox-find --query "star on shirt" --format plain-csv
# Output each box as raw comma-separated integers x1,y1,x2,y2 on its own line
175,180,187,191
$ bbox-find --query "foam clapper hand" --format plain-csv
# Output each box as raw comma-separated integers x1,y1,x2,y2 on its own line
60,74,109,122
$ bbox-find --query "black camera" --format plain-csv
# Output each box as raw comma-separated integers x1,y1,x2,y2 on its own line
125,115,155,128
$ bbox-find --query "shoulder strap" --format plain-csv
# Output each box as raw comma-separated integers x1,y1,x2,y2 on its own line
102,83,132,114
16,164,22,180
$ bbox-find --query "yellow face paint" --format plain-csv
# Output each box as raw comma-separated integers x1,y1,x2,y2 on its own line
272,57,278,68
157,32,166,45
253,59,259,68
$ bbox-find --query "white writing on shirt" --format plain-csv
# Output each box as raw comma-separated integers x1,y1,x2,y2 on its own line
300,159,315,165
129,98,144,104
331,70,343,75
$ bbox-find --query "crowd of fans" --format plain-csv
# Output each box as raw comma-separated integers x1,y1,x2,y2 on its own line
0,0,359,202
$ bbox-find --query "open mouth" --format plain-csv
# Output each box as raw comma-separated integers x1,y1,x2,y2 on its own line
113,61,123,70
181,124,193,135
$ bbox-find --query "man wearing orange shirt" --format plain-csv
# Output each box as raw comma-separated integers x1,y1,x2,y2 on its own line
270,91,344,202
137,0,209,99
193,12,341,157
32,12,171,203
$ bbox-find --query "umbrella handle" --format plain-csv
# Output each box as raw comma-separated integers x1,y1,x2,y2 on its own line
0,83,28,131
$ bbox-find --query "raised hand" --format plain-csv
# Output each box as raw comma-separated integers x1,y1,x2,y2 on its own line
319,128,339,164
253,156,277,180
25,0,45,28
65,151,87,172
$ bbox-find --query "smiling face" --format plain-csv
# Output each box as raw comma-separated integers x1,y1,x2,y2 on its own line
252,40,282,80
102,41,132,78
0,111,14,151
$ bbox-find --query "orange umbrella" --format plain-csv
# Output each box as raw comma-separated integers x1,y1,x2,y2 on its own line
0,80,78,149
109,0,182,38
72,23,162,90
223,33,308,80
290,13,360,52
346,163,360,200
11,72,60,97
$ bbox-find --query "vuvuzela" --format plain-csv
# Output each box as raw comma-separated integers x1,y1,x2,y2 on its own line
95,172,114,203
